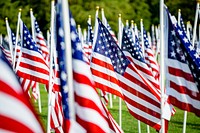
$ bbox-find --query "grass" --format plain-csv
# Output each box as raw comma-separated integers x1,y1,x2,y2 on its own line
33,85,200,133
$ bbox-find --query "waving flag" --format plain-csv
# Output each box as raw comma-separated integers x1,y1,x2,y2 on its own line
16,20,49,85
143,28,160,81
0,37,12,65
0,49,44,133
165,10,200,116
31,14,49,63
91,18,171,130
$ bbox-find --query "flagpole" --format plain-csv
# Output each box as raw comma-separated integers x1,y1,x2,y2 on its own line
101,8,113,108
13,8,21,70
140,19,145,57
177,9,181,26
30,8,42,114
186,21,191,41
160,0,165,133
47,1,55,132
118,14,122,128
182,111,187,133
192,0,200,46
62,0,75,119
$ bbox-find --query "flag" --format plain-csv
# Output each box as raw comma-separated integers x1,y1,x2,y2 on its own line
90,18,124,98
32,14,49,63
92,18,163,130
143,28,160,81
16,19,49,85
0,37,12,65
165,9,200,116
0,49,44,133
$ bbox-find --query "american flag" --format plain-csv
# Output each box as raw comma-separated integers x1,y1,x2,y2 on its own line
16,20,49,85
92,18,165,130
0,49,44,133
69,11,112,133
90,18,124,98
166,11,200,116
32,15,49,63
121,26,163,130
143,28,160,81
0,37,13,65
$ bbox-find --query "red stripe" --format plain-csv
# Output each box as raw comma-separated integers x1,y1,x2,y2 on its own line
0,115,35,133
127,108,161,130
22,52,48,67
125,64,161,101
168,96,200,116
120,80,160,108
76,115,106,133
168,66,194,82
170,81,200,100
19,62,49,75
91,57,115,71
17,71,49,85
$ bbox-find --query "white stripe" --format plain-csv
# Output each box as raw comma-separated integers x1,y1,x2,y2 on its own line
0,129,14,133
74,81,103,110
17,65,49,81
166,87,200,110
122,86,161,113
0,60,21,93
0,92,43,132
73,59,94,82
125,101,161,124
167,58,191,73
167,73,199,93
76,103,110,132
20,57,48,70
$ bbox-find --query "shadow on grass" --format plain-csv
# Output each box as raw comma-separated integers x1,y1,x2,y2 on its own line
171,120,200,130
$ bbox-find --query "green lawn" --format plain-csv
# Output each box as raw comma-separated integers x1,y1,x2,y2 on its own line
33,85,200,133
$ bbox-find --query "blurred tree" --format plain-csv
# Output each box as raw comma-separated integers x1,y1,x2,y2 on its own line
0,0,197,37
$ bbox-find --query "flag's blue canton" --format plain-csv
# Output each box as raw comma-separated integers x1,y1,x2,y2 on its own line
70,13,85,61
87,22,94,44
180,15,186,34
122,26,145,63
93,18,130,75
168,16,200,89
56,2,69,119
11,31,16,46
34,19,41,34
143,28,151,49
22,23,41,53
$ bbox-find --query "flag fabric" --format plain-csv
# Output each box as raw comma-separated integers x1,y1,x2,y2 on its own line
0,49,44,133
70,11,111,133
90,18,124,98
165,9,200,116
143,28,160,81
0,37,12,65
32,14,49,63
91,18,166,130
16,19,49,85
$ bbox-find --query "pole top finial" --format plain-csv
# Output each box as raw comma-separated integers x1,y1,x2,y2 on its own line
140,19,143,22
30,8,32,11
101,8,104,11
118,14,121,17
178,9,181,12
131,20,134,24
88,15,91,18
5,17,8,21
96,6,99,11
77,25,80,28
19,8,22,12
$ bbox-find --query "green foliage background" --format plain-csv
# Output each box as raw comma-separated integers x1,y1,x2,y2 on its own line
0,0,197,37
